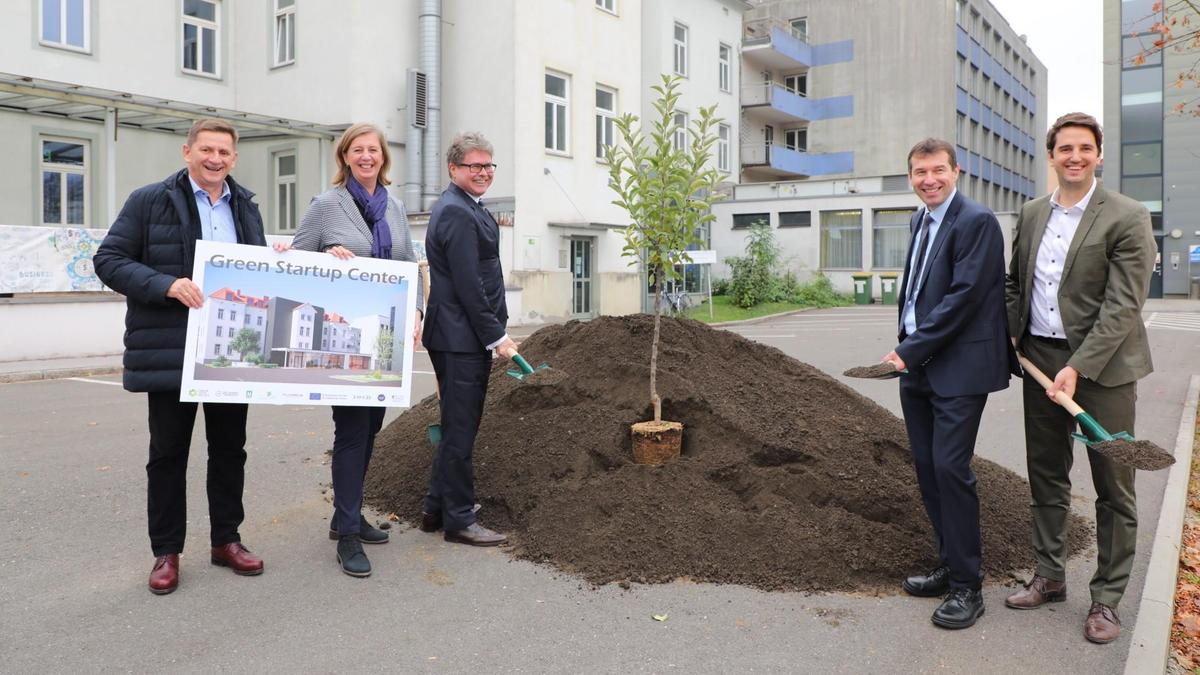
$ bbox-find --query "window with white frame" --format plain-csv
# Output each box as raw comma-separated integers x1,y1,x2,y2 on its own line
672,112,688,151
784,73,807,97
820,210,862,269
718,43,732,93
40,0,90,51
273,0,295,67
595,0,616,14
784,128,807,152
545,72,570,154
595,86,616,160
673,22,688,77
717,124,730,172
182,0,220,77
40,137,88,226
274,152,297,232
872,209,916,268
790,17,808,42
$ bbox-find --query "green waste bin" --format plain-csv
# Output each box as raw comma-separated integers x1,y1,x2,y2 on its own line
850,272,873,305
879,271,900,306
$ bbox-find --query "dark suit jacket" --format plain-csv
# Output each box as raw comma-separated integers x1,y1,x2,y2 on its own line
1005,184,1155,386
895,191,1015,398
422,182,508,353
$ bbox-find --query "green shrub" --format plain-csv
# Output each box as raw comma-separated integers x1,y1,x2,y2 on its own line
213,355,230,367
726,221,780,308
711,277,730,296
790,273,853,308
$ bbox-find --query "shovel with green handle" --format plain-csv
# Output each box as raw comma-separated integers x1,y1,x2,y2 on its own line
506,352,548,381
1016,353,1174,470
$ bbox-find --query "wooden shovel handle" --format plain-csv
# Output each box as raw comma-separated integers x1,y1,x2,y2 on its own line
1016,353,1084,417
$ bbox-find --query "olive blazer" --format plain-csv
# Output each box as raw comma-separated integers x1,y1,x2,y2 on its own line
1005,184,1156,387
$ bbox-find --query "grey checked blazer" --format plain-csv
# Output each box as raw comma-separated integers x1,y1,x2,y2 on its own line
292,186,423,311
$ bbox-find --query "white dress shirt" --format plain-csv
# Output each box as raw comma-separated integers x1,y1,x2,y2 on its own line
1029,178,1098,339
902,189,955,335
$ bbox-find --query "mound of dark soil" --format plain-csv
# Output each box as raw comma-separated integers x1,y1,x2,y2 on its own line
365,315,1090,593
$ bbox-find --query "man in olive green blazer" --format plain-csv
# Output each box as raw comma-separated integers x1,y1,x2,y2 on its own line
1003,112,1156,645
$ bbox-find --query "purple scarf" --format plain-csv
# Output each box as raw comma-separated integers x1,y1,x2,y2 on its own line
346,177,392,259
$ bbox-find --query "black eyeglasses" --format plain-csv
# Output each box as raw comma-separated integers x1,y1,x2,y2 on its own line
456,162,497,174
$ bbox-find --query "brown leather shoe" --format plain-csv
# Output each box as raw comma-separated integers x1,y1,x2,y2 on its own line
1085,602,1121,644
210,542,264,576
444,523,507,547
1004,575,1067,609
149,554,179,595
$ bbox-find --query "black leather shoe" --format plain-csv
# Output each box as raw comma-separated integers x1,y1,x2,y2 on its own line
444,523,507,547
336,535,371,578
931,588,985,629
903,565,950,597
328,514,389,544
419,511,442,533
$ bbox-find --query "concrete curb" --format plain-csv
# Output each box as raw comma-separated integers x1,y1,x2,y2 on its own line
0,366,122,385
1125,373,1200,675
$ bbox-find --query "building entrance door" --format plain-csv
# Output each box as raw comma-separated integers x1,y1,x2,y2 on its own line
570,237,594,317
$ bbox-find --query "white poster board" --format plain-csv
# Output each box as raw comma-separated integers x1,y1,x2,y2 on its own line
181,240,418,407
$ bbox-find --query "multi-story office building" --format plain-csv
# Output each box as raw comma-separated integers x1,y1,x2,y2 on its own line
1103,0,1198,297
711,0,1047,292
3,0,743,353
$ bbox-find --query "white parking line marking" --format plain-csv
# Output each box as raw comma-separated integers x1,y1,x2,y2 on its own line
66,377,122,386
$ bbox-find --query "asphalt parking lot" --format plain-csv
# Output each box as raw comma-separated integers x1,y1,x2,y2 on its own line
2,303,1197,673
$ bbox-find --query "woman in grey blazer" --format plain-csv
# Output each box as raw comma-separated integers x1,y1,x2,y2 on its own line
291,122,423,578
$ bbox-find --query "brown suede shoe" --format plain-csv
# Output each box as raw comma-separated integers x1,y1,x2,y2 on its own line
444,523,507,547
1004,575,1067,609
1085,602,1120,644
210,542,264,576
149,554,179,595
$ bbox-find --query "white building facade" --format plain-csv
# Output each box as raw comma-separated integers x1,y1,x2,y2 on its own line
3,0,748,364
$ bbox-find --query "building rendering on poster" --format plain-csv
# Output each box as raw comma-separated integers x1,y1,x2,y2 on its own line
181,241,418,407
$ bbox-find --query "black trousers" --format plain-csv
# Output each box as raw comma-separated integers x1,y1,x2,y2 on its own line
330,405,387,536
899,369,988,590
424,349,492,531
146,392,248,556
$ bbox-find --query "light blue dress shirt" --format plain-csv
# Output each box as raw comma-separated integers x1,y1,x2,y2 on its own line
189,176,237,243
902,189,956,335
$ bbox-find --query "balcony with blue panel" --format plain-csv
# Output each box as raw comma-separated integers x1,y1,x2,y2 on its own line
742,18,853,70
741,83,853,125
741,142,853,180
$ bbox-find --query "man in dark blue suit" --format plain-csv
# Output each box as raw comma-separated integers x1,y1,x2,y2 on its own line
883,138,1016,629
419,131,517,546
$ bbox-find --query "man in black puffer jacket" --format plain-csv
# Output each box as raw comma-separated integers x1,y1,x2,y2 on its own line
94,119,268,595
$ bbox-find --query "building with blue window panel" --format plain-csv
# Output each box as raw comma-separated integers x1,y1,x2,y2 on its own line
714,0,1047,296
1103,0,1199,298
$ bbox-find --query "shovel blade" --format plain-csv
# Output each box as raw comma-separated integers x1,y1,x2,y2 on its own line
505,363,551,381
427,423,442,446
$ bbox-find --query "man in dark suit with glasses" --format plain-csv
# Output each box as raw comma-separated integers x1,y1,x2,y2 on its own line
419,131,516,546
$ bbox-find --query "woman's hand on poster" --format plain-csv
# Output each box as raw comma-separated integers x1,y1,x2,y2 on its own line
324,245,355,260
271,242,292,253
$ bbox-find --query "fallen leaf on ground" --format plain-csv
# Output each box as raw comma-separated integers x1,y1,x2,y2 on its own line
652,614,668,622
